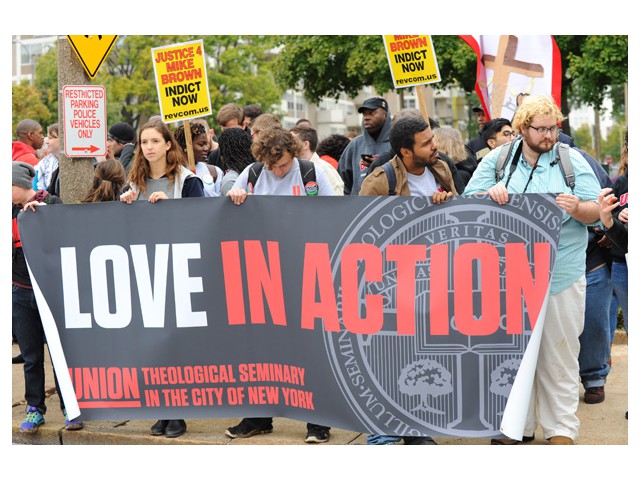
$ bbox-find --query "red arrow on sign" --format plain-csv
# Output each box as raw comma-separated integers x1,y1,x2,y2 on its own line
71,145,101,154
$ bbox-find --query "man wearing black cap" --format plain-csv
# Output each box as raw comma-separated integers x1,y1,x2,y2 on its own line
465,106,490,163
107,122,136,172
338,96,392,195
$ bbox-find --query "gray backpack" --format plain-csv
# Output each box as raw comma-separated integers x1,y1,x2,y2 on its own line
495,137,575,193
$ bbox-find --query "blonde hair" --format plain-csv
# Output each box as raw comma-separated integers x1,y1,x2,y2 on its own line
433,127,467,163
618,131,628,175
512,94,564,134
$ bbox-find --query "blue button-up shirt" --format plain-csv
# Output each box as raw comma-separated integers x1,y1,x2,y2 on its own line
464,139,601,294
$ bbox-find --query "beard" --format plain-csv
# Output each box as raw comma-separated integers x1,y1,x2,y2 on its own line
526,137,555,155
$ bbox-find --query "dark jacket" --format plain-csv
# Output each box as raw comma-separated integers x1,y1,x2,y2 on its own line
607,173,628,261
465,135,490,162
118,143,136,173
338,114,392,195
579,148,614,273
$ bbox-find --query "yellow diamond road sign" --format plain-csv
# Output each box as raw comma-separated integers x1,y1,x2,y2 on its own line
67,35,118,79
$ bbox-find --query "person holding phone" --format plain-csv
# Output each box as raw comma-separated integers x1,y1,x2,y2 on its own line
337,97,392,195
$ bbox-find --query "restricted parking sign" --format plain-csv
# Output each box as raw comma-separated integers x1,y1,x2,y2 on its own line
63,85,107,157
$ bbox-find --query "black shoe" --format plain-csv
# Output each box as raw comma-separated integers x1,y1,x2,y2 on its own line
12,354,24,364
165,419,187,438
150,420,168,436
491,434,535,445
584,386,605,404
403,436,438,445
225,418,273,438
305,425,330,443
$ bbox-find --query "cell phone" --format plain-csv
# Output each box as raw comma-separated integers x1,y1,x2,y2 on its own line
361,154,372,160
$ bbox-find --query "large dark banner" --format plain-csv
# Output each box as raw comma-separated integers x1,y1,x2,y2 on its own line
18,194,561,439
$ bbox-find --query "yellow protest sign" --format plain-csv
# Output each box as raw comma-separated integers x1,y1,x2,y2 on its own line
67,35,118,79
382,35,441,89
151,40,212,123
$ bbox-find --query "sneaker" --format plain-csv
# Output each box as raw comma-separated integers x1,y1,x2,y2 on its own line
20,406,45,433
403,436,438,445
305,425,330,443
225,418,273,438
584,386,605,404
366,434,403,445
64,411,84,431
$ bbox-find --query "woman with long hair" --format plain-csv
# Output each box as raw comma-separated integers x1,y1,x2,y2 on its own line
121,121,204,204
218,127,256,196
120,120,204,439
81,158,126,203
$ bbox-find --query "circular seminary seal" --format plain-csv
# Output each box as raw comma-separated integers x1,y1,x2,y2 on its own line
323,194,560,437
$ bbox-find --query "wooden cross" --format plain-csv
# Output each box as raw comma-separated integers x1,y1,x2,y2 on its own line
482,36,544,118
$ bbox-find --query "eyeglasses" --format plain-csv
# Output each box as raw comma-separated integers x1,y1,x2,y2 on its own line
528,125,559,135
490,130,517,141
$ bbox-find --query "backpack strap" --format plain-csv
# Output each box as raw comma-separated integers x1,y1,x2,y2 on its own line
298,159,318,196
495,137,519,182
381,161,396,196
555,143,575,193
246,162,264,193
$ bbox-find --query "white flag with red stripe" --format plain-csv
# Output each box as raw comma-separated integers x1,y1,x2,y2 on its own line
459,35,562,120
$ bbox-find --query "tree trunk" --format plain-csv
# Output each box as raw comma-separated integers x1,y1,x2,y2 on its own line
594,108,602,161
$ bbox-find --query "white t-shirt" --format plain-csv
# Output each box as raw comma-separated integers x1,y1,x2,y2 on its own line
406,168,441,197
232,158,336,196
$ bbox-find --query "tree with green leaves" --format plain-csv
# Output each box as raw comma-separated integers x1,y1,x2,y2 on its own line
12,82,53,138
272,35,627,136
27,35,284,133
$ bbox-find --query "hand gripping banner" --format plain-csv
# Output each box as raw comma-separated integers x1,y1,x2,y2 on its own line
18,194,561,439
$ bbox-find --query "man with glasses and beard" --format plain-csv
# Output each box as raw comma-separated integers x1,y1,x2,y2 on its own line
464,94,601,445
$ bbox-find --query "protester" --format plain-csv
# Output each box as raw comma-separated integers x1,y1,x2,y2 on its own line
573,147,615,406
35,123,60,191
367,112,466,195
120,121,204,438
218,127,256,196
359,113,456,446
606,132,628,335
225,127,335,443
107,122,137,172
338,97,392,195
433,126,477,187
243,104,263,130
465,106,490,163
249,113,281,141
290,124,344,195
81,158,127,203
174,121,224,197
208,103,248,169
481,118,517,151
316,134,351,170
13,119,45,169
599,174,628,423
12,161,84,433
463,94,601,445
516,93,576,147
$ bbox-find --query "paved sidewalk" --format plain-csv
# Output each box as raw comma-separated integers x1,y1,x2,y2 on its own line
11,332,628,446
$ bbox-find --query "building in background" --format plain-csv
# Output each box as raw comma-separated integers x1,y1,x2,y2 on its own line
12,35,57,85
13,35,613,149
